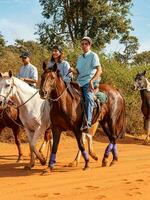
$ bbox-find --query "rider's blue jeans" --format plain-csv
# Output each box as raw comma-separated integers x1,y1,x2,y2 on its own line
81,83,95,128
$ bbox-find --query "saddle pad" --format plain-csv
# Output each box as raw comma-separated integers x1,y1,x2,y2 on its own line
95,91,108,104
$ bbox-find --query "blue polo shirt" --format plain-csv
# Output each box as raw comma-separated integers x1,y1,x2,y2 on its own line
17,63,38,87
48,60,72,83
76,50,101,87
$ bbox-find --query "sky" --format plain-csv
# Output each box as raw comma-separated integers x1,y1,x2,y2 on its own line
0,0,150,53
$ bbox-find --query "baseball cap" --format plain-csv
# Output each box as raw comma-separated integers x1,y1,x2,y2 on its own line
81,37,92,45
52,45,63,53
20,51,30,58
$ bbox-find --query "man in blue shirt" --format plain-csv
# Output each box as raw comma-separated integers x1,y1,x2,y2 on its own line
17,52,38,87
76,37,102,132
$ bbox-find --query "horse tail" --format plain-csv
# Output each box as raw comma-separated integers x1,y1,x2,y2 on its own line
112,94,126,140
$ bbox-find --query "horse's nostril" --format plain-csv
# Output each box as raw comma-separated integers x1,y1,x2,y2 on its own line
0,101,2,106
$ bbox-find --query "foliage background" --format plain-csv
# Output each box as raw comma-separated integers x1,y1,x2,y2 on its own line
0,39,149,143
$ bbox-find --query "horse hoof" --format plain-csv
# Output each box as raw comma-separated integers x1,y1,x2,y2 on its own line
40,159,46,166
16,156,23,163
41,168,51,176
101,161,108,167
24,165,32,170
68,161,78,167
83,161,89,170
110,160,118,167
90,153,98,161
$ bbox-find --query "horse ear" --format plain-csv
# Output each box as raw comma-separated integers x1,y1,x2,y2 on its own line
8,70,13,77
143,70,146,75
43,62,47,71
52,63,57,72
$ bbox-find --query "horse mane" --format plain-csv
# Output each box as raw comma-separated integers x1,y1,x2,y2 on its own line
145,78,150,91
13,77,37,93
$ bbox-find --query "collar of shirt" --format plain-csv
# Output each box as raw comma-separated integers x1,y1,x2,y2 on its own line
23,62,31,67
83,50,91,58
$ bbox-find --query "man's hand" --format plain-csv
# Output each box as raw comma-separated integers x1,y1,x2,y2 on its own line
89,80,94,91
20,77,25,81
69,67,79,75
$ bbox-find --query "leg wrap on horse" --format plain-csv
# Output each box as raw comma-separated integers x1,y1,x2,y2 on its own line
112,144,118,160
104,143,113,157
48,153,56,168
81,150,89,161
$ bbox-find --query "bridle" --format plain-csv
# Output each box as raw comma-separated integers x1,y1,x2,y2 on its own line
0,78,14,106
42,71,69,102
0,77,39,108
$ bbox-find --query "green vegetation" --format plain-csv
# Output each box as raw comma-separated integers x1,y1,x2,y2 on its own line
0,35,149,136
37,0,134,49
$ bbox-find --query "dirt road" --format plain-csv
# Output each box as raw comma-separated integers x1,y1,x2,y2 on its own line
0,135,150,200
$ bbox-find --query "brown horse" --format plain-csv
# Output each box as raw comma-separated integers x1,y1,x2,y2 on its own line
39,63,126,170
134,71,150,143
0,106,23,162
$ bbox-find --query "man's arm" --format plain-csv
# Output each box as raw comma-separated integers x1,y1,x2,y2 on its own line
20,77,38,84
89,66,102,91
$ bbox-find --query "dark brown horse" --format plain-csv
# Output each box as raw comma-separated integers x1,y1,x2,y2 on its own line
134,71,150,143
0,106,23,162
39,64,126,170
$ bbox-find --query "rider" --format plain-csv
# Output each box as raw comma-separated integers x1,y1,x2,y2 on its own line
72,37,102,132
48,45,72,83
17,51,38,88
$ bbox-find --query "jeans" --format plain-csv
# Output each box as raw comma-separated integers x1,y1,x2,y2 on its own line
81,83,95,127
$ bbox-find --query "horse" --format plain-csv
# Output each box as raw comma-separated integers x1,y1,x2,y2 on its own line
134,70,150,143
0,106,23,162
0,71,51,169
39,63,126,171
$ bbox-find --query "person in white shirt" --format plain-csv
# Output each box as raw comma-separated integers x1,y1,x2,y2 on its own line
17,52,38,87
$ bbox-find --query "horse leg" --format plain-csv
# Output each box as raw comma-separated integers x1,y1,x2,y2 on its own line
100,122,113,167
12,127,23,162
39,128,52,157
68,132,86,167
74,129,89,170
143,119,150,144
24,129,35,169
24,128,46,169
48,128,61,170
30,128,47,166
86,133,98,161
110,142,118,166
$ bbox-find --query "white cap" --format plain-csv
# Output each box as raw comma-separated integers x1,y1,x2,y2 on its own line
81,36,92,45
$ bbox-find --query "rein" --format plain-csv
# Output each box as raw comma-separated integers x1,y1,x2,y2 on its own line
48,85,69,102
17,90,39,108
0,77,39,109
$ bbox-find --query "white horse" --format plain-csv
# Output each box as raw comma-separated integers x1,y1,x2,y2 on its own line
0,71,51,169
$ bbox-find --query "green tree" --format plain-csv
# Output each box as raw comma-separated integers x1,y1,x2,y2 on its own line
37,0,133,48
113,34,139,64
133,51,150,66
0,32,5,56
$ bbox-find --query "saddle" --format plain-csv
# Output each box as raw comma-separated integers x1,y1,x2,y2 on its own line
67,82,108,124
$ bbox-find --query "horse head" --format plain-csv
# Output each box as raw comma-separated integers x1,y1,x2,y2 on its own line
0,70,15,108
39,62,61,99
134,71,148,90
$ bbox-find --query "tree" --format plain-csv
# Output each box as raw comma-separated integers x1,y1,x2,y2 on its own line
37,0,133,49
113,34,139,64
0,32,5,47
133,51,150,66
